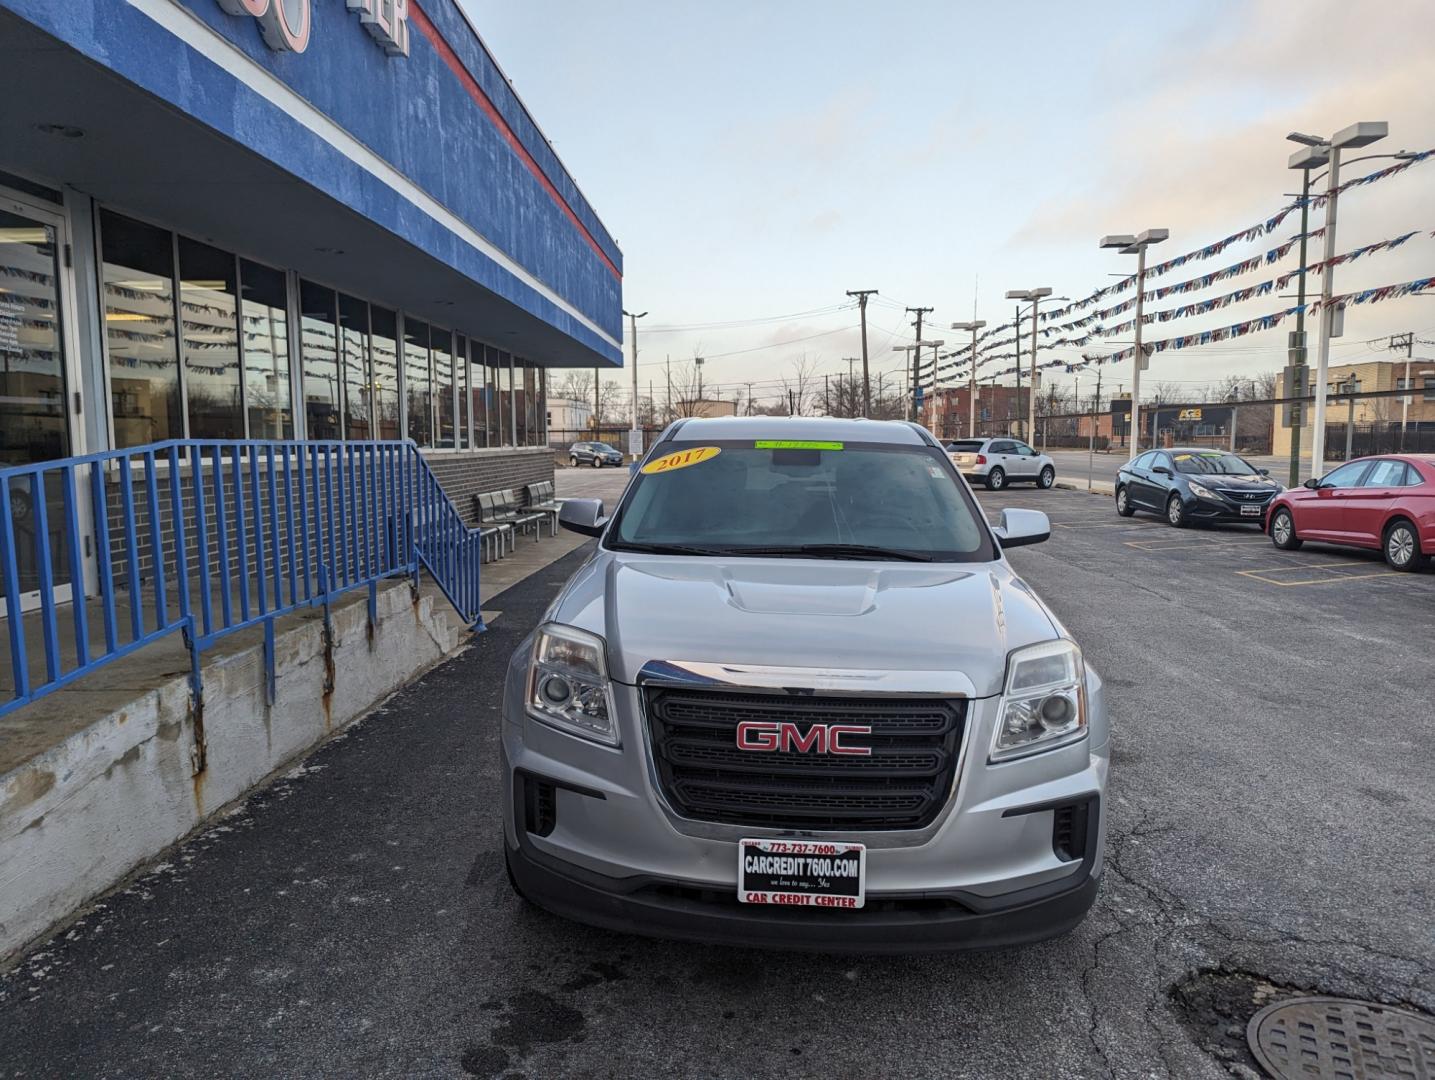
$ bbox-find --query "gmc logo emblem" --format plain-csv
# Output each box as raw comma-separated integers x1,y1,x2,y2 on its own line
735,721,872,756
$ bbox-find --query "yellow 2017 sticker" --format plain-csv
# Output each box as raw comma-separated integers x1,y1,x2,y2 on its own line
641,446,722,475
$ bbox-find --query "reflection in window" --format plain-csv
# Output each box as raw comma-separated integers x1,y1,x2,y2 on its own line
404,317,431,446
432,325,454,448
240,260,291,439
495,349,513,447
471,344,490,448
370,306,400,439
101,210,181,446
339,293,371,440
178,237,241,439
512,359,529,447
522,362,538,446
455,334,469,449
535,368,547,446
0,209,70,467
300,281,340,440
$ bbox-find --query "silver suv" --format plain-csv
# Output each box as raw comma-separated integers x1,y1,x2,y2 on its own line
946,437,1056,491
501,417,1108,951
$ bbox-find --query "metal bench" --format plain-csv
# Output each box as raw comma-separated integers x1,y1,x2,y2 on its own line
524,480,561,533
478,489,547,544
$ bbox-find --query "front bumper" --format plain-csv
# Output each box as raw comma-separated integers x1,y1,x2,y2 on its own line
1183,494,1273,523
500,645,1109,951
506,816,1100,953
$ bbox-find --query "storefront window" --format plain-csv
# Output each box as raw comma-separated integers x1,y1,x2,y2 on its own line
404,317,431,446
370,306,400,439
455,334,469,449
339,293,370,440
0,208,70,467
522,362,539,446
496,349,513,447
100,210,181,446
432,325,454,448
239,260,291,439
535,368,547,446
512,359,528,446
299,280,340,440
177,237,241,439
471,344,490,447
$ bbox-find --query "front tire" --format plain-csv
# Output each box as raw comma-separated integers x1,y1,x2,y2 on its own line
569,455,578,468
1166,493,1189,529
1037,465,1055,489
1383,519,1426,571
986,467,1006,491
592,457,602,468
1269,508,1302,550
1115,486,1135,517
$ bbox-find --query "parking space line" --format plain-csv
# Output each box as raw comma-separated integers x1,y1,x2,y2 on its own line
1235,563,1404,586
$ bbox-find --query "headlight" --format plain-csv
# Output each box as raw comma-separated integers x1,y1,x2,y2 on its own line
990,640,1087,762
1188,481,1218,500
527,624,619,746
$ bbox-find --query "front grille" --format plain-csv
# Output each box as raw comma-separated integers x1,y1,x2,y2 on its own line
643,687,965,830
1216,488,1274,502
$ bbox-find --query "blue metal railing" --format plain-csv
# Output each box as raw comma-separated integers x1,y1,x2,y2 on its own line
0,439,484,723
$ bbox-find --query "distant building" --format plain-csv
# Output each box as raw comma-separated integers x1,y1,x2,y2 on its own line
1273,360,1435,456
546,397,593,442
684,399,738,418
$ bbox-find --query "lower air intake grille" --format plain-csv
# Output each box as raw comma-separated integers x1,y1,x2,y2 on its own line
643,687,965,830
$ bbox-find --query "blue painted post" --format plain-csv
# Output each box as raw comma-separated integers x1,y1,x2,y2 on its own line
141,453,167,631
90,463,118,654
168,446,192,633
212,445,233,629
232,446,250,623
0,481,31,700
266,445,282,611
192,445,214,637
116,460,143,642
30,472,61,683
282,445,298,606
248,446,266,616
60,465,91,665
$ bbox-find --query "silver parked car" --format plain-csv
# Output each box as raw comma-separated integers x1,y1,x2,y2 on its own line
501,417,1108,952
946,437,1056,491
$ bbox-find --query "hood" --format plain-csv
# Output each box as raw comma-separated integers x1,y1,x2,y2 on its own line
1188,473,1278,489
550,552,1061,698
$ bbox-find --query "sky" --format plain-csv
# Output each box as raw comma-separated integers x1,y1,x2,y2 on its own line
462,0,1435,410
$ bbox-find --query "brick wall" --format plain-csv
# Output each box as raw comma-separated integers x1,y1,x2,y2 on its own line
422,447,554,527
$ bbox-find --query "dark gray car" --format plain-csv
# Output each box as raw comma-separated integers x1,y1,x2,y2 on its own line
569,440,624,468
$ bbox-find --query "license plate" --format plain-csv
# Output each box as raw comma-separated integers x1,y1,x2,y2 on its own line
738,839,866,909
952,455,974,465
1241,504,1262,517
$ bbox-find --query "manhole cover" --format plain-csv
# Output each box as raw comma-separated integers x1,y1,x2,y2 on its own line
1247,996,1435,1079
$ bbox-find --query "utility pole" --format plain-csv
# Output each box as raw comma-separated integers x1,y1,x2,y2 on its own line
1088,365,1103,491
1100,229,1168,458
824,374,830,416
1392,332,1415,450
665,356,672,420
1342,375,1361,461
1013,303,1023,437
745,382,753,415
788,388,795,416
623,308,647,459
593,364,600,432
906,306,933,421
847,290,878,416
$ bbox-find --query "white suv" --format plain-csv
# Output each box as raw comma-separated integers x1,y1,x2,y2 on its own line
946,438,1056,491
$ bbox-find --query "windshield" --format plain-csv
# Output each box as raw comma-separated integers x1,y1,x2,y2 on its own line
608,440,993,561
1172,451,1260,476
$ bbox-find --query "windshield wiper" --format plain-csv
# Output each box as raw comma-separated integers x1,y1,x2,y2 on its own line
606,541,734,557
726,543,934,562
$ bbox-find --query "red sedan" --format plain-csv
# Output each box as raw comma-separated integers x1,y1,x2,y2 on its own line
1267,454,1435,570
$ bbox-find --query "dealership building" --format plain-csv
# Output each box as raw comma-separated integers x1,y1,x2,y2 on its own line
0,0,623,500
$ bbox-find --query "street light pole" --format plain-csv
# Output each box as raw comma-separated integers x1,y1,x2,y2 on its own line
1099,229,1169,458
622,308,647,459
1308,121,1388,478
950,319,987,441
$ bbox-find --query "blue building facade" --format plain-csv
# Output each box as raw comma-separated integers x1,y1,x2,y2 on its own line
0,0,622,473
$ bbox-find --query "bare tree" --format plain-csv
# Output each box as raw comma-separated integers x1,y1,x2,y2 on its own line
780,353,821,416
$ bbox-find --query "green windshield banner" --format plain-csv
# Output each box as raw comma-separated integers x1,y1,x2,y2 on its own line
754,440,845,450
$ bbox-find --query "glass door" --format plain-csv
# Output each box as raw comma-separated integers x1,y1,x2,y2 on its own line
0,190,89,618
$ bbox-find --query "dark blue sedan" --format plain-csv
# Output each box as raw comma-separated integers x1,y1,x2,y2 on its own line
1115,448,1283,528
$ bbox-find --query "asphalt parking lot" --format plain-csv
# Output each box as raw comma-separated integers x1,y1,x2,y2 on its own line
1,485,1430,1079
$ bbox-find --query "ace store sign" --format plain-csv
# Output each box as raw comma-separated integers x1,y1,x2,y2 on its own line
215,0,410,56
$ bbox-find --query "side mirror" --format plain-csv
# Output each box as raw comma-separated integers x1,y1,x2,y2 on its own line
1152,465,1171,476
993,508,1050,549
1258,468,1270,476
558,498,608,537
1302,478,1320,490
